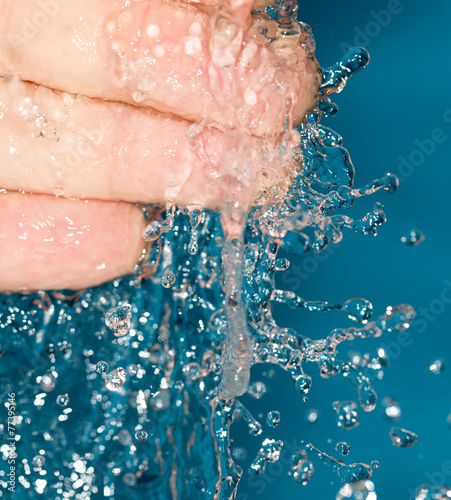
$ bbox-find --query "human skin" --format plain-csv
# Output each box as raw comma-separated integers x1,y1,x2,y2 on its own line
0,0,320,292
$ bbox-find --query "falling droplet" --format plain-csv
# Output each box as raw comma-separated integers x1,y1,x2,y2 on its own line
150,389,171,411
127,364,138,376
429,359,445,374
143,221,163,242
389,427,417,448
336,442,350,456
96,361,109,374
118,429,132,445
343,298,373,323
135,430,148,442
401,229,425,247
56,394,69,407
25,418,31,424
105,302,132,337
161,273,176,288
266,411,280,428
371,461,379,469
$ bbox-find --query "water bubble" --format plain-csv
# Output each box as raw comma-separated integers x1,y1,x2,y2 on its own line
336,480,377,500
143,221,162,242
306,408,319,423
118,429,132,445
415,485,451,500
248,381,267,399
25,418,31,424
150,389,170,411
401,229,425,247
96,361,109,374
389,427,417,448
336,442,350,456
381,397,401,421
161,273,176,288
266,411,280,428
135,430,148,442
232,447,247,461
295,374,312,395
127,364,138,376
105,302,132,337
294,460,315,486
105,367,127,391
343,298,373,323
32,455,45,468
123,473,137,487
40,373,55,392
334,401,359,430
429,359,445,374
56,393,69,407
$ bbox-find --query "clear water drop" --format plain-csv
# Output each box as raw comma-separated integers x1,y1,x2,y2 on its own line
336,480,377,499
105,367,127,392
96,361,109,374
56,393,69,407
266,411,281,428
294,460,315,486
429,359,445,374
389,427,417,448
306,408,319,423
32,455,45,468
401,229,425,247
105,302,132,337
295,374,312,395
135,430,148,442
248,381,267,399
381,397,401,421
161,273,176,288
336,441,350,456
334,400,359,430
40,373,55,392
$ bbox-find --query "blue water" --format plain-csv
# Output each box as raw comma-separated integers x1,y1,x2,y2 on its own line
1,1,451,500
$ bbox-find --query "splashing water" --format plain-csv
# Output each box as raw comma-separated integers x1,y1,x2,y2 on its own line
0,2,422,499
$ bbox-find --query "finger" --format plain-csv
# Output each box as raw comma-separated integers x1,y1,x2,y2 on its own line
0,77,229,207
0,0,320,135
0,192,145,291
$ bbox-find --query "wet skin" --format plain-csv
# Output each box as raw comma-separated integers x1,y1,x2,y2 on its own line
0,0,320,291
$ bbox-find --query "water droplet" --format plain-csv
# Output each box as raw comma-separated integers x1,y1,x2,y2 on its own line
415,485,451,500
40,374,55,392
135,430,148,442
143,221,162,242
336,480,377,499
306,408,319,423
248,381,267,399
184,362,201,381
25,418,31,424
334,400,359,430
123,473,137,487
105,367,127,391
266,411,280,428
381,397,401,421
294,460,314,485
56,393,69,407
174,381,184,392
105,302,132,337
150,389,170,411
389,427,417,448
32,455,45,468
336,441,350,456
401,229,425,247
96,361,109,374
371,461,379,469
161,273,176,288
343,298,373,323
429,359,445,374
127,364,138,376
118,429,132,445
232,447,247,461
295,374,312,395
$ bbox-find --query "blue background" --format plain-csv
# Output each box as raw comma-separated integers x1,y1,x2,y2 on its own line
233,1,451,498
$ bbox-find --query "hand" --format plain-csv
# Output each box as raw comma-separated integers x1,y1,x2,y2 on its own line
0,0,320,292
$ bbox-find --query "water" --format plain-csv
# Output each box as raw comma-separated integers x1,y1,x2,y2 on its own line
0,2,425,499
